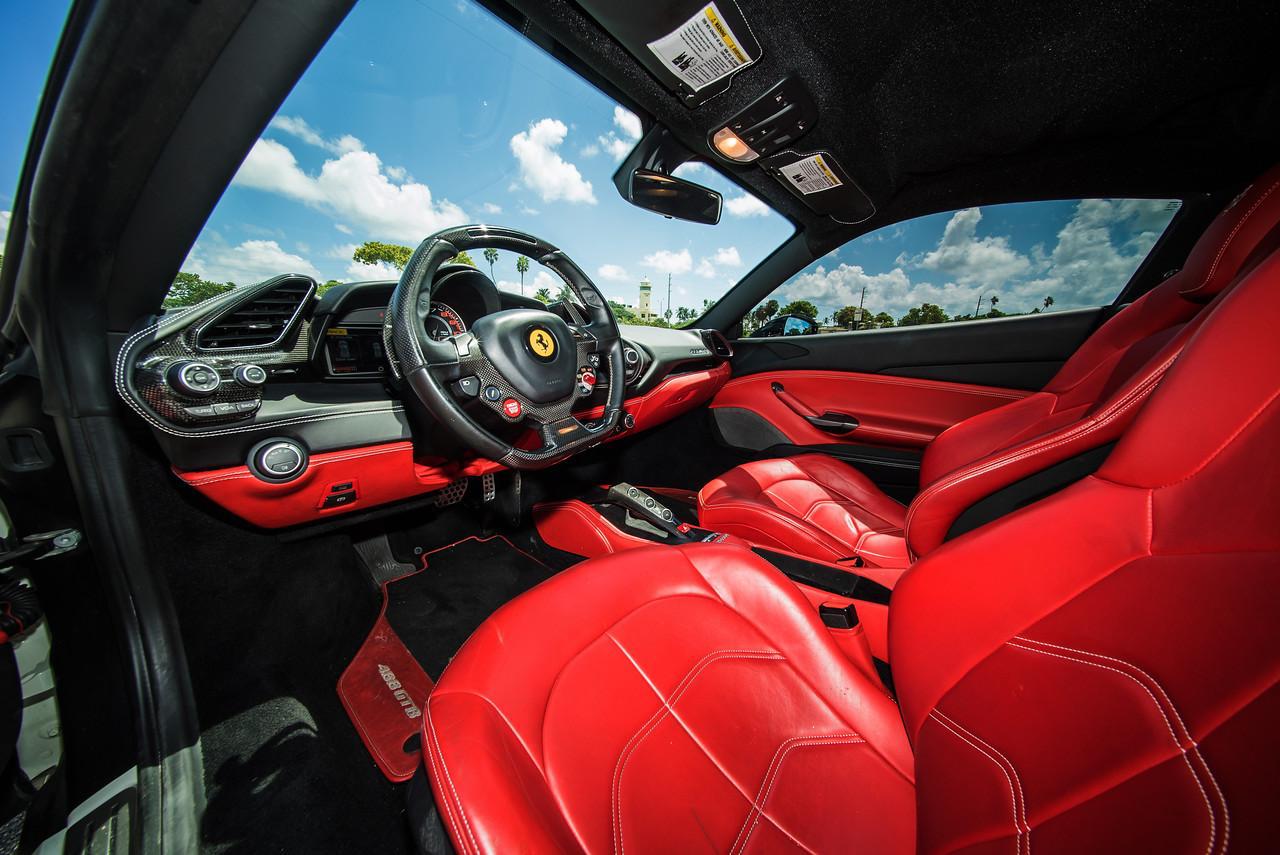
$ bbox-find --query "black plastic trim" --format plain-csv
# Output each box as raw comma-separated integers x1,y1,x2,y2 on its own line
751,547,892,605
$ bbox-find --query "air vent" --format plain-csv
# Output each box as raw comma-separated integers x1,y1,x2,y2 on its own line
196,278,314,350
700,329,734,359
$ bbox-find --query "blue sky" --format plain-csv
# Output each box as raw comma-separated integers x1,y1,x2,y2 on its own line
1,0,1177,321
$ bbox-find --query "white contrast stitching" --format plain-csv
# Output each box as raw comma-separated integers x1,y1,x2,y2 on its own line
930,709,1030,855
425,697,481,855
1182,179,1280,296
904,351,1175,548
1008,637,1227,854
611,649,784,855
730,733,865,854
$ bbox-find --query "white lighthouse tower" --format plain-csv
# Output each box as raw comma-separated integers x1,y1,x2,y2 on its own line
637,277,653,320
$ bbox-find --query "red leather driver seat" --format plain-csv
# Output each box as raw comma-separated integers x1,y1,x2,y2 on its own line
700,168,1280,568
421,247,1279,852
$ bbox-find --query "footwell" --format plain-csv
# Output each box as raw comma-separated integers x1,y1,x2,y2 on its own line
338,535,560,781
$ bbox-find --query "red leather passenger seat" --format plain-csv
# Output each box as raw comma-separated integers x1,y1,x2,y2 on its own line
421,246,1279,852
700,167,1280,567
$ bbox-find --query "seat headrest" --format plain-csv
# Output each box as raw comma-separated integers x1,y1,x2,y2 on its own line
1178,163,1280,302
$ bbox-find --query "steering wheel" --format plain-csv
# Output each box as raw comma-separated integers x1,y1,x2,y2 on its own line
384,225,624,470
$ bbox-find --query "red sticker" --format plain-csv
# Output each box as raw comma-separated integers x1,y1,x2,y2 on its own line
502,398,522,418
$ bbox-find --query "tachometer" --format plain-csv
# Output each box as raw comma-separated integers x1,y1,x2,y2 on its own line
425,301,466,341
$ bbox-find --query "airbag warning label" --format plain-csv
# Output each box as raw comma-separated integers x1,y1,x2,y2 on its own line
647,2,754,92
778,154,844,195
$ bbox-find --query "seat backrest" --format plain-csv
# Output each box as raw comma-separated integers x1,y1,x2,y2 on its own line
890,245,1280,852
905,165,1280,557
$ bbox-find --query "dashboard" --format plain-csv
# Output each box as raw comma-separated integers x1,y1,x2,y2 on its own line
115,267,732,527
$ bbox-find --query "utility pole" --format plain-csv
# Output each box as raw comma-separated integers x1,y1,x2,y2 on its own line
667,274,672,321
974,293,984,318
857,285,866,330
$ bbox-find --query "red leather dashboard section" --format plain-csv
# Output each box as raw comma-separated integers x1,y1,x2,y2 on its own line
710,369,1027,449
174,364,730,528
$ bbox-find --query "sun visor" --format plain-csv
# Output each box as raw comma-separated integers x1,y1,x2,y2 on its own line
759,149,876,225
574,0,762,107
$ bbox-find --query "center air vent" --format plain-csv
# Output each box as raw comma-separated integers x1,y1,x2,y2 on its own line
196,278,314,350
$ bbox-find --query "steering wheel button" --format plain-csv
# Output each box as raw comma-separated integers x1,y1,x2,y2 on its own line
580,371,596,386
455,376,481,397
501,398,522,419
482,385,502,402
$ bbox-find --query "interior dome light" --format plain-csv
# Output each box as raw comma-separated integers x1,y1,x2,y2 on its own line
713,127,759,162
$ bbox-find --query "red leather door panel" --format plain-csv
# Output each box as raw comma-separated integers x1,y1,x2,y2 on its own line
711,370,1027,449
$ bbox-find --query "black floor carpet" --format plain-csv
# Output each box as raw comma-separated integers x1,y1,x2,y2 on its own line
385,536,562,679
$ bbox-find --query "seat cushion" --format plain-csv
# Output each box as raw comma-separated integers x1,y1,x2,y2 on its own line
422,542,915,855
698,455,908,565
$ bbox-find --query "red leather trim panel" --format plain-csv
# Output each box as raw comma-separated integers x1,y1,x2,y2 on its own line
532,500,653,559
710,370,1026,449
173,442,492,528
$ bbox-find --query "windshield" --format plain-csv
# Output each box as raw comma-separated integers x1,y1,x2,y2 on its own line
170,0,794,322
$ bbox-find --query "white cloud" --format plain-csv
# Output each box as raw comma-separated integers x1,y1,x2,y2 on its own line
596,134,633,160
348,259,399,280
914,207,1031,289
695,258,716,278
269,116,365,157
643,248,692,275
509,119,596,204
496,268,560,297
334,223,353,235
481,202,503,215
712,246,741,266
597,263,629,281
613,106,642,141
0,210,9,246
185,239,321,285
672,162,707,179
233,136,467,243
725,193,770,218
520,205,540,216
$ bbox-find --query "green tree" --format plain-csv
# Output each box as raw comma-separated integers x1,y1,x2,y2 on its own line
352,241,413,270
1043,295,1055,311
609,301,640,324
352,241,474,272
483,247,499,280
872,311,895,328
516,255,530,295
748,299,779,332
834,305,863,329
318,279,343,296
898,302,950,326
676,306,695,323
164,272,235,308
781,300,819,320
535,287,552,303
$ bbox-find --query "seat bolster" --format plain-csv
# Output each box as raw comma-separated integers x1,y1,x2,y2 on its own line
424,692,585,855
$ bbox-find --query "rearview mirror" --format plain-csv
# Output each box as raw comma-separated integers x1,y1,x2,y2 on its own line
626,168,722,225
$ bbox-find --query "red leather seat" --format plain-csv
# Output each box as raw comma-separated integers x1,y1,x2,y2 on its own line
422,216,1280,853
700,167,1280,567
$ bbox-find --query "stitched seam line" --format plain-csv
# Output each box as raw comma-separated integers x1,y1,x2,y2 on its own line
425,698,481,855
611,649,784,855
931,709,1029,855
1183,179,1280,295
905,353,1173,536
730,734,864,855
1008,637,1226,854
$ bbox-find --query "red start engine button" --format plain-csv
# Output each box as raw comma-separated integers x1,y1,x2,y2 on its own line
580,371,596,386
501,398,522,418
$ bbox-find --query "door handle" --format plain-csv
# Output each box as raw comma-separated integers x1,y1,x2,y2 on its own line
770,382,860,435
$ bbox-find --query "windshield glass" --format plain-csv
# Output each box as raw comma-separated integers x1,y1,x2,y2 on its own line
170,0,794,322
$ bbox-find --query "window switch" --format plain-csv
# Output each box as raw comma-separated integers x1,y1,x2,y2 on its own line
322,491,356,509
330,481,354,493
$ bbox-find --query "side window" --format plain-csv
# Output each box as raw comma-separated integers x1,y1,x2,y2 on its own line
743,199,1181,338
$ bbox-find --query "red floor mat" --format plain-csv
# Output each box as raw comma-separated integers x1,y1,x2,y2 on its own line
338,594,434,782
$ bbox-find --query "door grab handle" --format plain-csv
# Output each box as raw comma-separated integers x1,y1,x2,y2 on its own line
771,382,860,435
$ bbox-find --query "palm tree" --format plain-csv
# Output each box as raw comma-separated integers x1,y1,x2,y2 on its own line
1043,295,1055,311
483,247,499,281
516,255,530,295
534,287,552,303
